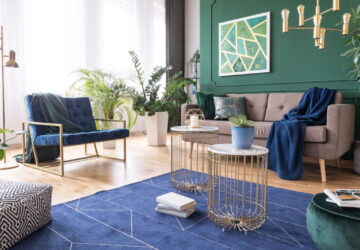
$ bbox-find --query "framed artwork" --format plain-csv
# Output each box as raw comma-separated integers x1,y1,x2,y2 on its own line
219,12,270,76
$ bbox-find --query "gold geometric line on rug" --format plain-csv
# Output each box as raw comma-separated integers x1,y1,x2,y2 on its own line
106,200,232,250
105,199,208,233
46,225,72,244
267,217,304,248
175,216,185,231
267,216,306,229
72,242,150,248
254,230,308,249
130,209,133,237
266,201,306,215
64,203,157,249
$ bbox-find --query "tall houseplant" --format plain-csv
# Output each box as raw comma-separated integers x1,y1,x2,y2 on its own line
342,5,360,173
129,51,194,146
342,5,360,83
72,69,137,148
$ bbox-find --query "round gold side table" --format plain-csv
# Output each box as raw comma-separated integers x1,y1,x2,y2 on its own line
207,144,268,231
171,126,218,192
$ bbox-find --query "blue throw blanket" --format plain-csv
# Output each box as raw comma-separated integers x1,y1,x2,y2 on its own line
266,87,337,180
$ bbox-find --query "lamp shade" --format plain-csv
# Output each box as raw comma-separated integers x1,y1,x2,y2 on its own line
5,50,18,68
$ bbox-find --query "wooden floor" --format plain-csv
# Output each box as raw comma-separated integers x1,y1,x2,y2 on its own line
1,134,360,205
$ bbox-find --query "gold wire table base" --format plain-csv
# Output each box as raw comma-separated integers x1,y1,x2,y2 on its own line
207,144,269,231
170,126,218,192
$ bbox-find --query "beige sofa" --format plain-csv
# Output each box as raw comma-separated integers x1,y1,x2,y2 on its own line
181,92,355,182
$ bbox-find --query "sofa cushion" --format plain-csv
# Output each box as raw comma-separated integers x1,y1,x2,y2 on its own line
264,93,303,121
199,120,326,142
200,120,231,135
196,92,215,119
213,96,245,120
226,94,268,121
33,128,129,146
264,92,344,122
254,121,327,143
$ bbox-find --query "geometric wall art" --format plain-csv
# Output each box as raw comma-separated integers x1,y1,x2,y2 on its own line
219,12,270,76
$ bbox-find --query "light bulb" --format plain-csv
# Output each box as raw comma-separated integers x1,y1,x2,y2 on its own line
342,13,351,35
313,14,322,39
319,28,326,49
333,0,340,12
282,9,290,33
297,5,305,26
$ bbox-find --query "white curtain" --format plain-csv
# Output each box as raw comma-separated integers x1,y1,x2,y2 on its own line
0,0,166,141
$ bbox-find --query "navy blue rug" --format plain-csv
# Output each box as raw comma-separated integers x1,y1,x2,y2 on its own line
12,173,316,249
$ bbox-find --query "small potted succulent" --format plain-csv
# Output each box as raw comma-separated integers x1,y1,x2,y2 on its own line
229,114,255,149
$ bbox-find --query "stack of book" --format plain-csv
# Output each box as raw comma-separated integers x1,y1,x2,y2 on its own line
324,189,360,208
155,192,196,218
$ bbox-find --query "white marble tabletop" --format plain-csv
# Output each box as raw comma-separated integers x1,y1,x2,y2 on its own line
208,144,268,156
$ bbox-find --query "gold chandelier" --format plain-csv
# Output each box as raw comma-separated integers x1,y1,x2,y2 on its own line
281,0,351,49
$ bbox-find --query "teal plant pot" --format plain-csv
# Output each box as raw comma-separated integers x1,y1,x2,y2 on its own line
231,126,254,149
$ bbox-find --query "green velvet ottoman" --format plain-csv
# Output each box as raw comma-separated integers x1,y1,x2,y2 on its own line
306,193,360,250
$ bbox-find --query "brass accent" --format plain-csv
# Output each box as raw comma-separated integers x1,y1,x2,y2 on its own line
297,5,305,26
319,28,326,49
333,0,340,11
171,128,218,192
313,14,322,39
281,9,290,33
184,108,205,127
207,150,268,231
282,0,350,49
343,13,351,35
22,119,127,177
5,50,18,68
1,26,19,164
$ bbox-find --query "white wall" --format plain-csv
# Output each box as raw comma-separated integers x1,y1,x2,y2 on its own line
184,0,200,76
185,0,200,103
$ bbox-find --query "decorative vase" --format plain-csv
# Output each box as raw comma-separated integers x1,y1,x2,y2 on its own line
231,126,254,149
145,111,169,146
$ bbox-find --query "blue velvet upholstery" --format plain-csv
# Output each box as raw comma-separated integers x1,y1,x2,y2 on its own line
34,129,129,146
25,95,129,146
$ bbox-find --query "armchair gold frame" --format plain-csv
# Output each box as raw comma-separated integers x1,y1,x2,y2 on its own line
22,119,127,177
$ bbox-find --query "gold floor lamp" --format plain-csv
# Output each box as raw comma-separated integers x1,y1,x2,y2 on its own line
0,25,19,170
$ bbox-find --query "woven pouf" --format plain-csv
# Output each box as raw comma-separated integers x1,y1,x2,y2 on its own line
306,193,360,250
0,180,52,249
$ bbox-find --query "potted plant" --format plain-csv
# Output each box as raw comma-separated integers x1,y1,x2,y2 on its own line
71,69,137,149
229,114,255,149
341,5,360,174
129,51,194,146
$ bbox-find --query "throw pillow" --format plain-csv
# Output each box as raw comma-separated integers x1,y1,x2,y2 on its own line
213,96,245,120
196,92,215,119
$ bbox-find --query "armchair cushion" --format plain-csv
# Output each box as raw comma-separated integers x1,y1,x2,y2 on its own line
33,129,129,146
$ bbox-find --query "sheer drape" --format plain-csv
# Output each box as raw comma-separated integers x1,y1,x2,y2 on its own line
0,0,165,141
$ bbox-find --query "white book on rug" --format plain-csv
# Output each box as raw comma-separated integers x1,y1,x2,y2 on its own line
156,192,196,211
155,205,195,218
157,203,195,212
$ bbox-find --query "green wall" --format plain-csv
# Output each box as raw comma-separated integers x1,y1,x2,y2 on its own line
200,0,360,149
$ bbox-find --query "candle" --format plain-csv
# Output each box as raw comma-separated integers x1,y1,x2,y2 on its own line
190,115,199,128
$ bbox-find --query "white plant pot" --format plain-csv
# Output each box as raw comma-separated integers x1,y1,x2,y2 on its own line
145,111,169,146
102,121,123,149
103,140,116,149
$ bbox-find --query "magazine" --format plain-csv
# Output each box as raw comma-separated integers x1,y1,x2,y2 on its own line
324,189,360,208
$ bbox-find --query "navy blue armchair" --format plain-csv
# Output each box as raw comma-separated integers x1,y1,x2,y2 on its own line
22,96,129,176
